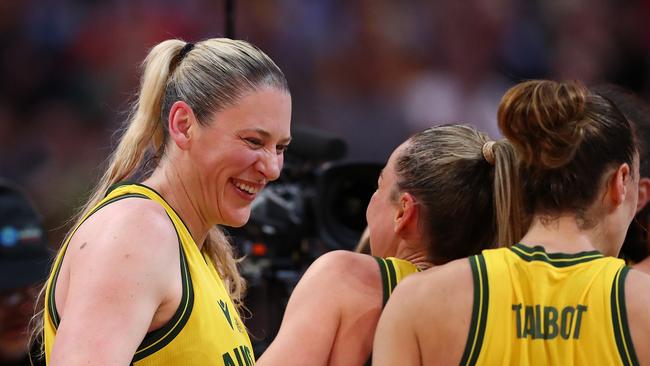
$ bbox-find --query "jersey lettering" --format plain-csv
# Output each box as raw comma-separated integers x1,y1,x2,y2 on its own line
512,303,587,340
222,345,254,366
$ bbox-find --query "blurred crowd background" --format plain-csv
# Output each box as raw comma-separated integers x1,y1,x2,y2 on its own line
1,0,649,274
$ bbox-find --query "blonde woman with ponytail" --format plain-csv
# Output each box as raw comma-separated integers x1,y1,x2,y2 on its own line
35,38,291,365
373,80,650,366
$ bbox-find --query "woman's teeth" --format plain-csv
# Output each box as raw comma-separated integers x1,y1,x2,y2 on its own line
234,181,259,194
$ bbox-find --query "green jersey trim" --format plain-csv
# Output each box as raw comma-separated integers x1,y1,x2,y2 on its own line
460,254,489,366
132,213,194,361
611,266,639,366
47,193,150,327
509,243,604,268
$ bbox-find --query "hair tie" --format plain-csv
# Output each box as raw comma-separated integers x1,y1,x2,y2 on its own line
482,141,496,165
179,42,195,60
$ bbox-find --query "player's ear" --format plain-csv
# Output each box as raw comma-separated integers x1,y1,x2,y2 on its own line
168,101,196,150
394,192,419,238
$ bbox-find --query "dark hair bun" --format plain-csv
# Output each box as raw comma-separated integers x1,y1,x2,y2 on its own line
498,80,589,170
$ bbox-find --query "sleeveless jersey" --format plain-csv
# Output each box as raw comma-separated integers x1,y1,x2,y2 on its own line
461,243,639,366
44,183,254,365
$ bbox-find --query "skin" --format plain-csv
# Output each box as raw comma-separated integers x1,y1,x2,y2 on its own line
635,254,650,273
373,161,650,365
632,177,650,274
257,142,431,366
50,87,292,366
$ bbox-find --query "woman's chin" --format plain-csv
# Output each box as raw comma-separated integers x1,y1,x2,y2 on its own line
222,211,251,228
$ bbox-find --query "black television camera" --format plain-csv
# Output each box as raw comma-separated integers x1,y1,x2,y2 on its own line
229,126,381,355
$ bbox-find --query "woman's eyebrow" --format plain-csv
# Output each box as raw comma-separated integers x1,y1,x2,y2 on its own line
241,128,292,144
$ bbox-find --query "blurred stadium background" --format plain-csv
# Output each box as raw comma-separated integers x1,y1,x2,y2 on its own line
1,0,649,355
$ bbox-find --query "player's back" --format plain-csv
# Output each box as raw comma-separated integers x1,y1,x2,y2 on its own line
461,243,639,365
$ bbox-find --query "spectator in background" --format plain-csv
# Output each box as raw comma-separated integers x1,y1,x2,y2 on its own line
594,84,650,274
400,0,514,139
0,179,49,366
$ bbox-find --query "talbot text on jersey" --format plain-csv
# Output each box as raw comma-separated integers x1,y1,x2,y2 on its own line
511,304,588,340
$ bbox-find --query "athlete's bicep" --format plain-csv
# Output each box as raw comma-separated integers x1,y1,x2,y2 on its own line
257,252,351,366
51,203,179,365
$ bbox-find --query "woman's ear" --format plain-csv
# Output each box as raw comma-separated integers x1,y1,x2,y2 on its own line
607,163,631,207
636,177,650,213
393,192,419,238
168,101,195,150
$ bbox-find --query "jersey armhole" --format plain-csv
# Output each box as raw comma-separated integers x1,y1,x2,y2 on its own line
373,256,397,308
131,212,195,362
459,254,489,366
46,193,150,328
610,266,640,366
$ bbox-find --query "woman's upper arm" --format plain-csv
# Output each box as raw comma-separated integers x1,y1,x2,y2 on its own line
50,201,179,366
258,251,372,366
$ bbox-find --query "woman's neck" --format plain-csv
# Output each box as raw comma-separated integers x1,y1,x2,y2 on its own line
520,214,611,255
394,241,433,270
142,167,210,249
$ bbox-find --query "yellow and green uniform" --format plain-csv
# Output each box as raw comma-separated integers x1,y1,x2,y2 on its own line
44,183,254,365
374,256,420,308
461,243,639,366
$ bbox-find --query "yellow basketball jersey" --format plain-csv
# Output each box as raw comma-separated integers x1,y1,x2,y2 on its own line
374,257,420,308
44,183,254,365
461,243,639,366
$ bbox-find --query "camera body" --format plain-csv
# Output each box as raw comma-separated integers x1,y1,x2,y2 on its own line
235,158,381,261
228,126,381,355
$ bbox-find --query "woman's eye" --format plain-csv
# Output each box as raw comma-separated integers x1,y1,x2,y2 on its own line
276,145,288,154
245,138,263,147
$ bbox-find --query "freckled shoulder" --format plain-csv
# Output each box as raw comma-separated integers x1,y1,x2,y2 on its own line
72,198,177,250
65,197,181,278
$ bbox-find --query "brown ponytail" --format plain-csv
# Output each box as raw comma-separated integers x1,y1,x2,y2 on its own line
395,124,525,264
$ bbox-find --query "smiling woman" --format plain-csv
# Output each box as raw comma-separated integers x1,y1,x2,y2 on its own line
173,87,291,227
30,38,291,366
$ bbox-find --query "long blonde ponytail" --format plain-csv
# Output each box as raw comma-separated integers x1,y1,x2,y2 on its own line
31,37,288,357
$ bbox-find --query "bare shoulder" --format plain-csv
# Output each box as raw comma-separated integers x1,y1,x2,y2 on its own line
259,251,381,365
624,267,650,314
385,257,474,364
310,250,378,270
70,197,179,260
283,250,384,328
624,268,650,364
301,250,381,295
51,196,183,363
396,257,473,305
60,197,181,313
